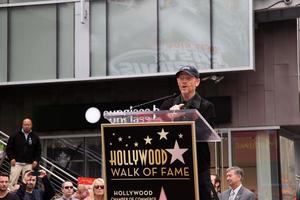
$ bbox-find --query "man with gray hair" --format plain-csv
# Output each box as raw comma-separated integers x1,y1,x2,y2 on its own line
219,166,255,200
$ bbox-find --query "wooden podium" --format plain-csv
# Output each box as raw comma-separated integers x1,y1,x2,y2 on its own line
101,109,220,200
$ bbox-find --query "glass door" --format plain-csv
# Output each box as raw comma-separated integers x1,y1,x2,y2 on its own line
214,128,282,200
210,129,229,192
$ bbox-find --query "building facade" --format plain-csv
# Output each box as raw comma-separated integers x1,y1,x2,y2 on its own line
1,0,300,199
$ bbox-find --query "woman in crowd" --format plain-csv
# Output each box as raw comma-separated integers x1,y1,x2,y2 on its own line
89,178,105,200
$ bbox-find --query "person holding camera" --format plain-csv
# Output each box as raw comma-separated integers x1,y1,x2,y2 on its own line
6,118,41,190
16,170,55,200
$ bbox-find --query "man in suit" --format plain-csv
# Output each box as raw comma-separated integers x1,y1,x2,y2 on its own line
219,166,255,200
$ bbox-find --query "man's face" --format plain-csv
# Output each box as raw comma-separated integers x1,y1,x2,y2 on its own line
0,176,9,192
25,175,37,190
22,119,33,133
177,72,200,97
62,182,74,197
226,170,241,188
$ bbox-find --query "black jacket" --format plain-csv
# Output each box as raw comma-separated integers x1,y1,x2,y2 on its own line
1,192,20,200
160,92,216,172
16,176,55,200
6,130,41,164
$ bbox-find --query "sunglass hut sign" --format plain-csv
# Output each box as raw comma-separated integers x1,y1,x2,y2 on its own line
102,122,199,200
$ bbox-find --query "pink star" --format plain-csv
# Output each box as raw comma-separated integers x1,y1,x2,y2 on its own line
159,187,167,200
166,140,188,164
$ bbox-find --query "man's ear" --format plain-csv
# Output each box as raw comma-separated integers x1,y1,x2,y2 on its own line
195,78,200,87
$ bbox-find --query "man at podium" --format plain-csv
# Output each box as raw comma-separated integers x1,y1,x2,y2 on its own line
160,65,216,200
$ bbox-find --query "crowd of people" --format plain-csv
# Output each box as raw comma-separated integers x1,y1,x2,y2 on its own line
2,118,105,200
0,164,254,200
0,163,254,200
0,168,105,200
59,178,105,200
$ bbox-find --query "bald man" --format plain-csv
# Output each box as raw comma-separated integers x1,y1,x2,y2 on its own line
6,118,41,190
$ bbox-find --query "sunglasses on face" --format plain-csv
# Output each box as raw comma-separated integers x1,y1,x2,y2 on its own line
94,185,104,189
64,186,73,189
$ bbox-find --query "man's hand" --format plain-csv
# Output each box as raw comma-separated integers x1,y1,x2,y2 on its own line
167,104,185,119
32,161,38,169
170,103,185,111
10,159,16,166
38,170,47,178
11,184,20,192
23,170,32,184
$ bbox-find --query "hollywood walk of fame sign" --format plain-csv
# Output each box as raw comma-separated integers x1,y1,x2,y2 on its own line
101,122,200,200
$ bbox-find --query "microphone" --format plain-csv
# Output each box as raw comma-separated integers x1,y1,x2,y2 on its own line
131,93,177,109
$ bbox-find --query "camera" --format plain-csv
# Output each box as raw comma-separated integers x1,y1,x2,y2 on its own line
30,170,41,176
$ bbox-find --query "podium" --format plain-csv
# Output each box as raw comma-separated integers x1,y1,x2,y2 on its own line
101,109,220,200
103,109,220,142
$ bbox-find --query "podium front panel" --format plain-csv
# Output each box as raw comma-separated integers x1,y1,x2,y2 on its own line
101,122,200,200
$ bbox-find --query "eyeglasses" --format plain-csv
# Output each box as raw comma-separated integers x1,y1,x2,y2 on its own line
94,185,104,189
64,186,73,189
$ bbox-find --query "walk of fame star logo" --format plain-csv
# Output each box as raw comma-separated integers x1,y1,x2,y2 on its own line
166,140,188,164
108,128,189,165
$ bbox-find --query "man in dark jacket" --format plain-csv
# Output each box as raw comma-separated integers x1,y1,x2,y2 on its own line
16,170,55,200
6,118,41,190
160,65,215,200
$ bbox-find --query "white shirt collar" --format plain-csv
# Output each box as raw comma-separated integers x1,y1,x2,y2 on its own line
21,129,31,140
21,129,31,134
231,184,242,199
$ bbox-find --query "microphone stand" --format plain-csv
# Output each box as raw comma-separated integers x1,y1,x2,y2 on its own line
131,93,177,109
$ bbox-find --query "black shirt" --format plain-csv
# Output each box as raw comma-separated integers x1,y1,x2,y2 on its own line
0,192,20,200
160,92,216,172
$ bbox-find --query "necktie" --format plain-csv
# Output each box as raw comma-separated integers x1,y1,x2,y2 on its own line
228,190,235,200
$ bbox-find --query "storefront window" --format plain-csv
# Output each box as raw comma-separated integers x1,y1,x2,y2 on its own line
280,136,296,200
41,135,101,177
231,131,257,196
230,130,280,199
